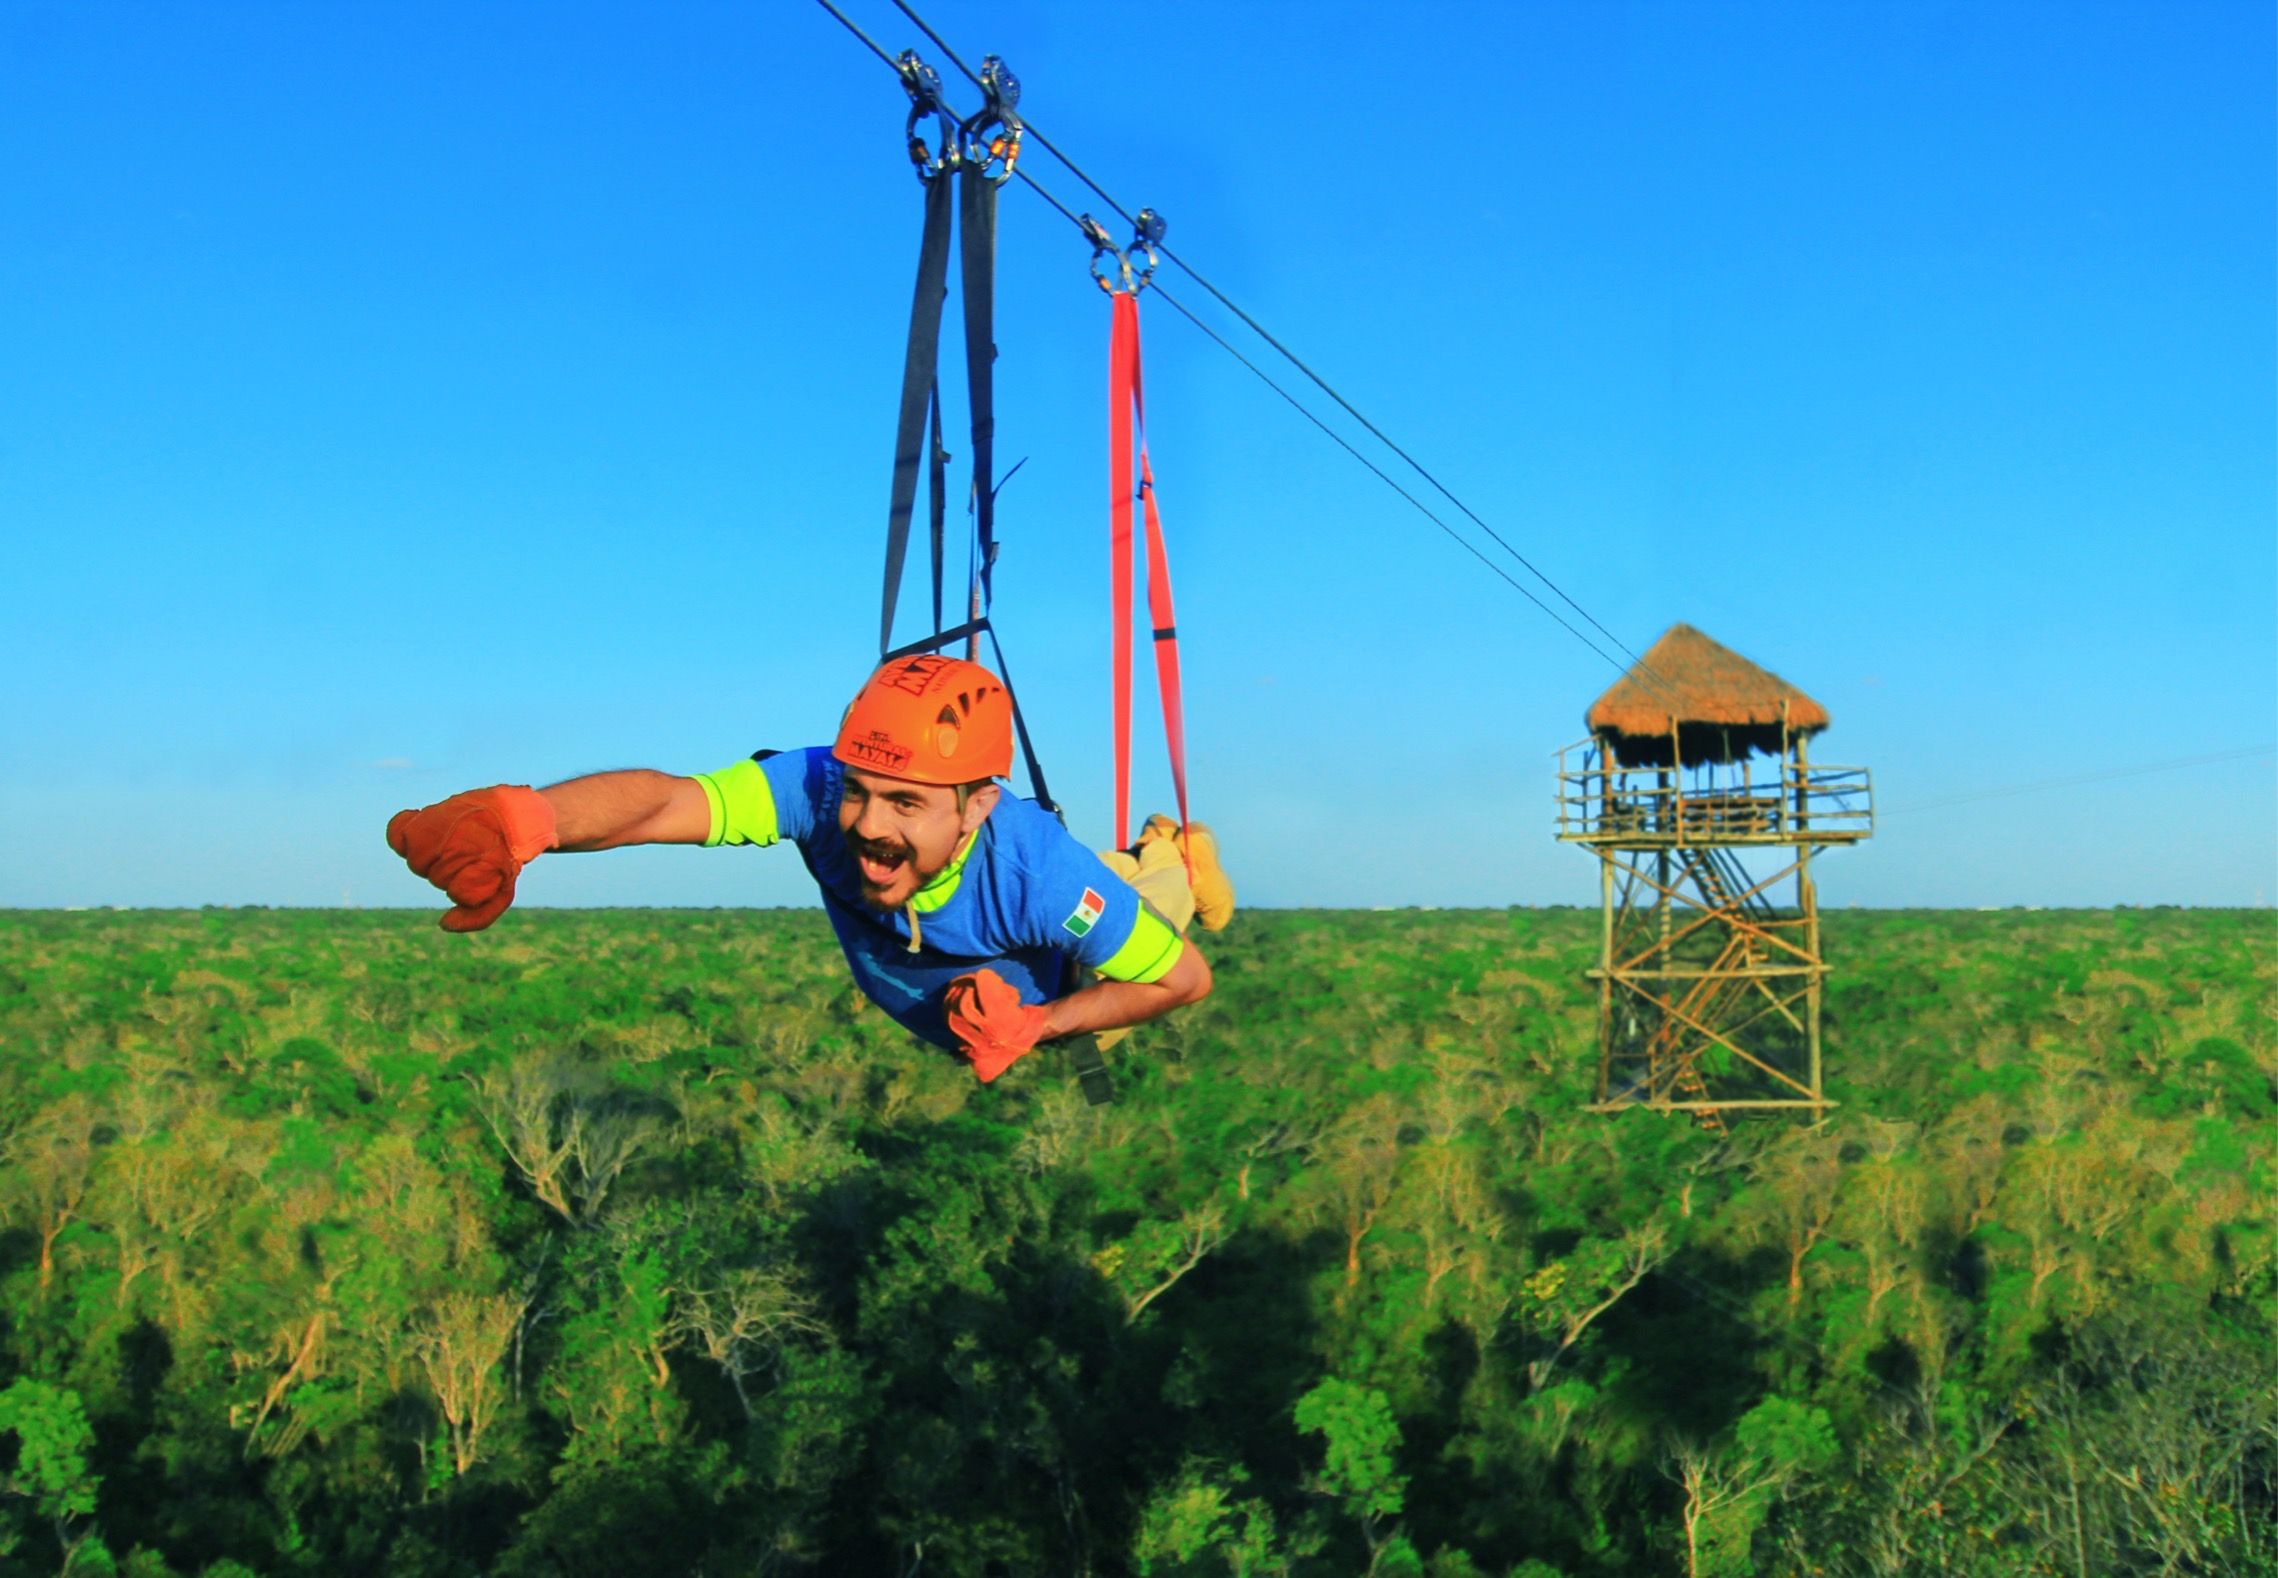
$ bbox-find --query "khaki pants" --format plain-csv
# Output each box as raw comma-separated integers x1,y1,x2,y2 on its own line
1100,836,1197,934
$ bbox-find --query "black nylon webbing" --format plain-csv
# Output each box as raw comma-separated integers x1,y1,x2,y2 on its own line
882,617,991,662
957,164,999,609
926,383,947,637
876,162,1055,819
1063,1034,1116,1106
881,176,954,657
981,622,1055,816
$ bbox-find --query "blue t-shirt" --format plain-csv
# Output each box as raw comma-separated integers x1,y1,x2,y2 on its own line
713,747,1178,1050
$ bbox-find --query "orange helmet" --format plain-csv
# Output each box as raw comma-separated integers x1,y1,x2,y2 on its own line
832,655,1015,785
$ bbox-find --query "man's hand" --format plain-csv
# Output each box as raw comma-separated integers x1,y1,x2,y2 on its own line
943,969,1052,1083
386,785,559,932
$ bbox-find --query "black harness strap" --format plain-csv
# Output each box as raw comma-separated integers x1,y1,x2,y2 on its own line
880,174,954,657
957,162,1000,609
873,57,1101,1104
879,64,1042,791
979,621,1056,817
1062,1034,1116,1107
926,382,948,637
882,617,989,662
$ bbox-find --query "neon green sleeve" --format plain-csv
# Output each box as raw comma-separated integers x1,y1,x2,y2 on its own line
1095,908,1186,985
694,759,780,849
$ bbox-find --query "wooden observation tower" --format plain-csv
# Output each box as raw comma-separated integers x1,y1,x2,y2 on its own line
1556,625,1873,1120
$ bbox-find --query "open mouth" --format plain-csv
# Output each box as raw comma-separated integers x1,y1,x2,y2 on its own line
854,841,910,889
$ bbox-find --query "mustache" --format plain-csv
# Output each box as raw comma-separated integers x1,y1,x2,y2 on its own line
847,832,912,864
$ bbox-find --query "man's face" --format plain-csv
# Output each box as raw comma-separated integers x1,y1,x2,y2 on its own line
837,766,999,910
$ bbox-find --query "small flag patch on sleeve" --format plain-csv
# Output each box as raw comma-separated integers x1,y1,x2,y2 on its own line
1062,887,1106,938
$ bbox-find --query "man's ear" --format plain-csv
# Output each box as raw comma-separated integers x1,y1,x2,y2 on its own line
960,781,1002,833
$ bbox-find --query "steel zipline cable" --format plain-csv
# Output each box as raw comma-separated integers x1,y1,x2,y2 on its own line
1143,284,1641,668
814,0,900,67
813,0,1685,705
956,125,1636,666
877,0,1659,683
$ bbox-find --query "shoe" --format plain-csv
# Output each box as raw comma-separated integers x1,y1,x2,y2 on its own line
1148,819,1239,929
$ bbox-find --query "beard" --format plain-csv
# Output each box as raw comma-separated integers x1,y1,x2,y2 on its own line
848,831,924,906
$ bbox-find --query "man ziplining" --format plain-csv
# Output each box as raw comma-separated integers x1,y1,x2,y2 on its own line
384,653,1232,1086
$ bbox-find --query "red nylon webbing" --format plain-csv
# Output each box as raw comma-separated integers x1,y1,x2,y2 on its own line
1106,290,1192,870
1108,292,1138,850
1125,297,1192,873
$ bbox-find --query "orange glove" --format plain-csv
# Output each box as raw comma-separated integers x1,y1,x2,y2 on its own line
386,785,558,933
943,969,1053,1083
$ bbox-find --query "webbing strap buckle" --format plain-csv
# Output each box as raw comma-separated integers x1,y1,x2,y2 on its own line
897,50,958,180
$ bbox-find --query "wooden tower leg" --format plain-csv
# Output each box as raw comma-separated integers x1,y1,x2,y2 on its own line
1596,854,1615,1103
1800,842,1823,1106
1795,731,1825,1109
1656,839,1677,1106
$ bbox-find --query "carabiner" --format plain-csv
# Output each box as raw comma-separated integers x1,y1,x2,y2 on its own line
1126,208,1167,289
1081,212,1133,295
1081,208,1167,295
897,50,958,181
958,53,1024,181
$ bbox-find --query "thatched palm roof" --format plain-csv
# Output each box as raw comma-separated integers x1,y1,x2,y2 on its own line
1587,624,1828,765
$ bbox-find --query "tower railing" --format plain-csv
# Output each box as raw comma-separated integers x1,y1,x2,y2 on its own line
1554,742,1873,846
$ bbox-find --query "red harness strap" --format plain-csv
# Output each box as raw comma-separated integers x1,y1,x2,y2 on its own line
1107,289,1192,865
1108,292,1136,848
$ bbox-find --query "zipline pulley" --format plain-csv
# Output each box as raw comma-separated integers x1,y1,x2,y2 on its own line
897,50,956,178
958,54,1023,179
1082,208,1167,295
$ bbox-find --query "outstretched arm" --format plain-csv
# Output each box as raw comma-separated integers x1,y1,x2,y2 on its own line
388,769,718,930
543,770,712,850
1039,941,1212,1040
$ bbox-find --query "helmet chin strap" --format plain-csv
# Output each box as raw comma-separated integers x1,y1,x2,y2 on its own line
900,822,982,954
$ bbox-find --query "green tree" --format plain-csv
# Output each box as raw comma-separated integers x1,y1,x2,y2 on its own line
0,1378,103,1565
1131,1459,1290,1577
1295,1377,1408,1567
1668,1396,1836,1578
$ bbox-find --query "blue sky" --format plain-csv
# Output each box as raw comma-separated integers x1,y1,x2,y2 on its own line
4,0,2271,910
